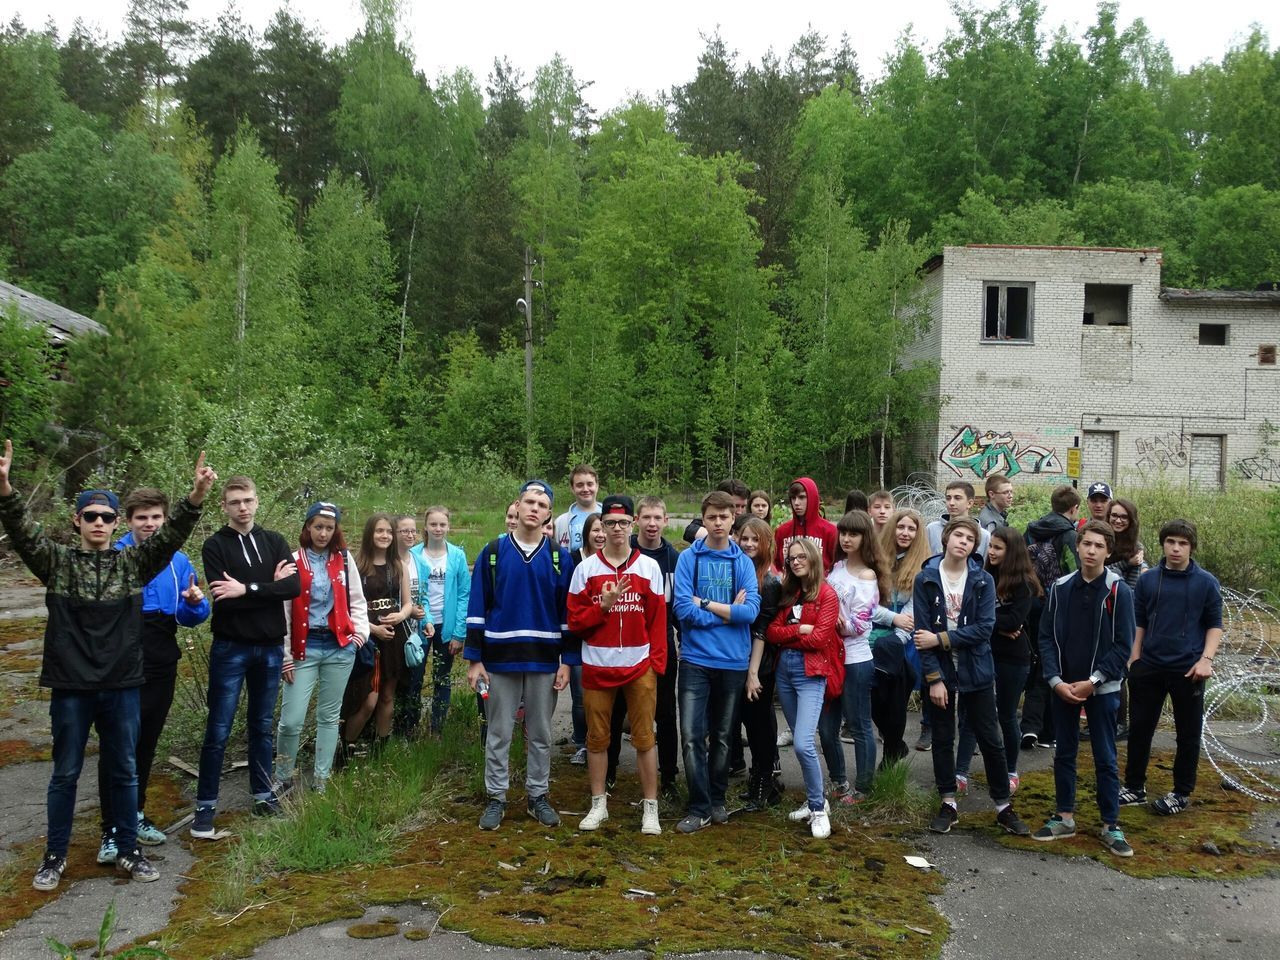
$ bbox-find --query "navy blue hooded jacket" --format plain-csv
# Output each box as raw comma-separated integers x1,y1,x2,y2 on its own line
1037,568,1134,695
912,556,996,692
1132,559,1223,672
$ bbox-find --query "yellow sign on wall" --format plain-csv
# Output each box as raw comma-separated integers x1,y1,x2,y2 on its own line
1066,447,1081,479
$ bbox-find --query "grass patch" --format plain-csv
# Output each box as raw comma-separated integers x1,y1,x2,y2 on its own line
848,759,937,828
993,751,1280,878
153,719,948,960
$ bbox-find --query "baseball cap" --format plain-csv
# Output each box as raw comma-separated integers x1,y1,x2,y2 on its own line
1087,481,1113,500
520,479,554,505
75,490,120,514
601,495,634,518
305,501,341,523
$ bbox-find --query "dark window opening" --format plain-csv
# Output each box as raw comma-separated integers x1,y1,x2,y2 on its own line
982,282,1033,342
1083,284,1130,326
1199,323,1228,346
1260,344,1277,365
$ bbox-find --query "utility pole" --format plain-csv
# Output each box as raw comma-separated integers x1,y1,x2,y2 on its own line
520,247,535,477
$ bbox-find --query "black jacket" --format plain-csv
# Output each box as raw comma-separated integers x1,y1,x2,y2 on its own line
202,524,300,643
989,580,1034,666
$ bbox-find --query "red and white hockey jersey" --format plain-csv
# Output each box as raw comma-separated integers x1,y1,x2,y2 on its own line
567,549,667,688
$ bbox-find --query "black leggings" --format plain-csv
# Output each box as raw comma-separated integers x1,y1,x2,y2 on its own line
100,671,176,828
740,670,778,778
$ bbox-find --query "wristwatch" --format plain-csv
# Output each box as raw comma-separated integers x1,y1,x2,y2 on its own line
700,597,711,610
1088,672,1104,687
249,582,260,594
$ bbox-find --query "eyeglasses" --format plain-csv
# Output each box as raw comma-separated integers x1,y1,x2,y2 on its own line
787,555,808,565
1108,513,1129,521
601,519,631,529
81,511,118,525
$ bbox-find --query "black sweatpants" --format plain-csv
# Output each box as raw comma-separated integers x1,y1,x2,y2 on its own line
1124,659,1205,796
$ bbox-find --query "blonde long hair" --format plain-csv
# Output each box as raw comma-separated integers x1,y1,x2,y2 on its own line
880,508,930,597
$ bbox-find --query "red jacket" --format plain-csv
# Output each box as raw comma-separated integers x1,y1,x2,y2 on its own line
774,476,838,573
287,549,367,661
567,549,667,688
766,581,845,699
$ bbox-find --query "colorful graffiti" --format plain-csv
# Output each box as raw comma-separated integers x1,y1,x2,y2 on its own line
1235,456,1280,485
1134,431,1188,477
939,425,1063,479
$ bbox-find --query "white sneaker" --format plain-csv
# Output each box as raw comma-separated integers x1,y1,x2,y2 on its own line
640,798,661,835
776,729,794,747
810,808,831,839
788,799,829,822
578,795,609,831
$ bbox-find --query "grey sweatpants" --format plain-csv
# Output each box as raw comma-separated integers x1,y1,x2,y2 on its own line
484,670,558,801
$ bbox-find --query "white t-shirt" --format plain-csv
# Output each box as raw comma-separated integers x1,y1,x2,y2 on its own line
826,564,878,665
425,549,447,625
941,565,968,632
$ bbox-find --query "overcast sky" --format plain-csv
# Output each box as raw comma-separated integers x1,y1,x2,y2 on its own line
9,0,1276,110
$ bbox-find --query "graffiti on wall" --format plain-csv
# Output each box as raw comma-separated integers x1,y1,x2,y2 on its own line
1133,431,1188,478
939,425,1063,479
1235,456,1280,484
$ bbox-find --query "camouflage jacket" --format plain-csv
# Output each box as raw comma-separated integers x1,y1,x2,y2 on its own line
0,491,202,690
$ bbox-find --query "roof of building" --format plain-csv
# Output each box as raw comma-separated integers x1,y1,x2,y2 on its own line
1160,287,1280,306
0,280,106,342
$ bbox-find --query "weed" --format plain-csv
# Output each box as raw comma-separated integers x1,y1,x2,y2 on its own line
45,899,172,959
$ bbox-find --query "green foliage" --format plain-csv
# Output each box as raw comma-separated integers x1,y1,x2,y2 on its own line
45,898,172,959
0,25,63,167
0,304,56,453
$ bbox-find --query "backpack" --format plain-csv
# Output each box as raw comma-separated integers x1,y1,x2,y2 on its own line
1028,538,1064,591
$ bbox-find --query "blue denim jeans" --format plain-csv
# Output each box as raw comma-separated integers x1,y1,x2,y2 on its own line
197,638,282,805
48,687,140,857
428,639,455,733
774,649,828,811
276,630,355,786
956,660,1030,778
818,658,876,792
569,665,587,747
678,661,746,817
1051,690,1121,825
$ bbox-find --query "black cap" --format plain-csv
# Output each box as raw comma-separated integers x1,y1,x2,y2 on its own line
1087,481,1113,500
600,495,634,518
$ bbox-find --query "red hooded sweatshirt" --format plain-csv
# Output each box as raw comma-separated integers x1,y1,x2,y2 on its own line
774,476,838,574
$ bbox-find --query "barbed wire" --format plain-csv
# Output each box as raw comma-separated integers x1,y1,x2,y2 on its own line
891,476,946,525
1202,587,1280,802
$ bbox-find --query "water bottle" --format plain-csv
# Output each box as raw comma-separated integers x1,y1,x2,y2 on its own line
477,677,490,700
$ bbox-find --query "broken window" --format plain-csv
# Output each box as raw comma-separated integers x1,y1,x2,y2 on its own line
1198,323,1228,346
982,282,1033,342
1083,284,1130,326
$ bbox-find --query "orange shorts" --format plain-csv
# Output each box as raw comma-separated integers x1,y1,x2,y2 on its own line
582,668,657,753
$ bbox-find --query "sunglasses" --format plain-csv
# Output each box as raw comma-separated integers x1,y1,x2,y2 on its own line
81,511,118,525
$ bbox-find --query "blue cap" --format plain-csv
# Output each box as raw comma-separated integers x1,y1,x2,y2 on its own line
75,489,120,514
520,479,554,505
305,501,341,523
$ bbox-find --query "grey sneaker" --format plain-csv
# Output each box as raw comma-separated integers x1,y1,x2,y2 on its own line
675,813,711,834
1101,826,1134,857
32,853,66,892
1032,814,1076,841
116,849,160,883
136,812,166,846
97,829,118,864
478,797,506,830
709,804,729,824
928,803,958,834
527,794,560,827
569,746,588,765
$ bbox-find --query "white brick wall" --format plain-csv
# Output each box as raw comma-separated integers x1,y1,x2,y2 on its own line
906,245,1280,490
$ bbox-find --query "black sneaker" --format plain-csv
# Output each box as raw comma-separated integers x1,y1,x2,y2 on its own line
1152,791,1190,816
252,794,283,817
1117,785,1146,807
1035,739,1056,750
527,794,560,827
996,805,1030,836
478,797,506,830
929,803,958,834
116,849,160,883
32,853,66,892
1020,732,1038,750
915,731,933,752
190,804,220,840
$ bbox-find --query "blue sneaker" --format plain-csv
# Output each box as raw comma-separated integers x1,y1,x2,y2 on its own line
190,804,219,840
136,812,166,846
96,830,118,865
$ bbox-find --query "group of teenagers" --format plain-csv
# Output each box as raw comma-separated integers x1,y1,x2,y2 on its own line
0,441,1222,894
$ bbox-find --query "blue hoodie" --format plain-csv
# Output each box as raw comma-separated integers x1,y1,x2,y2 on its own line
673,537,760,671
1132,559,1223,672
114,532,211,627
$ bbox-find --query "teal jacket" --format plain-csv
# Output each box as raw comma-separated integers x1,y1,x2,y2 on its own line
409,541,470,644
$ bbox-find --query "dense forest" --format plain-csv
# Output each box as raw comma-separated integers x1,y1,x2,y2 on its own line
2,0,1279,497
